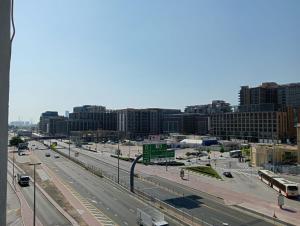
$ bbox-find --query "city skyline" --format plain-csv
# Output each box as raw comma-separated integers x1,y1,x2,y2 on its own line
10,0,300,122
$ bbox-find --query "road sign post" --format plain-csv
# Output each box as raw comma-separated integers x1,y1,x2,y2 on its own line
142,144,175,164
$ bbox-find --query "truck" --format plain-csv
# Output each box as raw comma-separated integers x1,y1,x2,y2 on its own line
17,174,30,186
137,207,168,226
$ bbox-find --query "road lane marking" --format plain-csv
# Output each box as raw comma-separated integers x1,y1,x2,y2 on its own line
62,181,116,225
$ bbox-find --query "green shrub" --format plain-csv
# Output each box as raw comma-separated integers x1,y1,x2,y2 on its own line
185,166,221,179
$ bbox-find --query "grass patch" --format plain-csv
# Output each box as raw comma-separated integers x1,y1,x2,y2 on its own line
185,166,221,179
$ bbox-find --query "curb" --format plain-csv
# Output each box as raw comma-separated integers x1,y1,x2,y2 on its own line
7,178,25,226
186,169,223,181
8,158,79,226
232,205,295,226
7,160,43,226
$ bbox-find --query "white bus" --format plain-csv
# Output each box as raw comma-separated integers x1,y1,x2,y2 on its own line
229,150,242,158
258,170,299,198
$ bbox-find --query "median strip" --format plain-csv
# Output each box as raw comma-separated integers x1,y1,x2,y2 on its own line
185,166,222,179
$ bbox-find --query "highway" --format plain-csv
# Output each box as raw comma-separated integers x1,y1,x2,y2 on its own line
31,141,181,226
7,160,71,226
42,140,276,226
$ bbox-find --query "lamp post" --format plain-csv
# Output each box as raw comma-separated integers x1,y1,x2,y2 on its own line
12,146,15,186
69,135,71,158
67,122,71,158
117,132,120,184
29,162,41,226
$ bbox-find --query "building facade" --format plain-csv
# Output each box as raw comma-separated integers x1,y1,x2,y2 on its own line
278,83,300,108
163,113,210,135
251,144,300,167
211,111,287,142
117,108,181,139
68,106,117,132
185,100,231,115
39,111,59,134
239,82,278,106
298,124,300,163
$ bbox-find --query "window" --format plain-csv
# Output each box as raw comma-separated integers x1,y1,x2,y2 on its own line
288,186,298,191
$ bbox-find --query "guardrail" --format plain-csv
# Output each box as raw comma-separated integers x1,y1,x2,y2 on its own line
49,145,213,226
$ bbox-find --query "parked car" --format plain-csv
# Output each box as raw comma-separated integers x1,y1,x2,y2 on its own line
45,153,51,157
54,154,60,158
223,172,233,178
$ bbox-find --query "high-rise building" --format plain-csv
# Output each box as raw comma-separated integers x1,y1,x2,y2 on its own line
278,83,300,109
38,111,68,135
39,111,59,134
239,82,279,112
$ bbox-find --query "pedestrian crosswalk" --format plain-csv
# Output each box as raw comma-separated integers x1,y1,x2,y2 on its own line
63,182,116,226
216,166,258,178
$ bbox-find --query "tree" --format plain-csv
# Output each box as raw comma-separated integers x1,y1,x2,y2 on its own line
50,144,57,151
9,136,24,147
220,146,225,153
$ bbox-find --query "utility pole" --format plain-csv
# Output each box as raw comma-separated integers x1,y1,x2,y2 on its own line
12,146,15,186
0,0,11,224
117,132,120,184
29,162,41,226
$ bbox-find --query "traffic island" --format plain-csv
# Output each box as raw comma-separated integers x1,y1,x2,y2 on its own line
185,166,222,179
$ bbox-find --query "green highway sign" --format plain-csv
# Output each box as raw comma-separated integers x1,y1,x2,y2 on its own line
143,143,175,164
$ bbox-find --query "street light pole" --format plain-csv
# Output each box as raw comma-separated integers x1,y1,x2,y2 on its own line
12,146,15,186
69,135,71,158
29,162,41,226
117,132,120,184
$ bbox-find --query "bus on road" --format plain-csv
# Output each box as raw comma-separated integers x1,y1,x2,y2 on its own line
258,170,299,198
229,150,242,158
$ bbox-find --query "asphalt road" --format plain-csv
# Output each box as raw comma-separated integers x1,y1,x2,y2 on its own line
43,140,277,226
7,160,71,226
32,141,181,226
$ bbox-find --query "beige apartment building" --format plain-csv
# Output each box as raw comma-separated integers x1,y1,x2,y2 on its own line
251,144,299,167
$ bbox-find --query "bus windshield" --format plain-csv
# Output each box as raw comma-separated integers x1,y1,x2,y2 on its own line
288,186,298,191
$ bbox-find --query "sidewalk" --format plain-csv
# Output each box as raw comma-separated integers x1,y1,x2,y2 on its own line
134,164,300,226
7,179,42,226
7,182,22,226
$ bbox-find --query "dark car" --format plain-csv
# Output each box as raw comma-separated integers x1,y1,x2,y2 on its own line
223,172,233,178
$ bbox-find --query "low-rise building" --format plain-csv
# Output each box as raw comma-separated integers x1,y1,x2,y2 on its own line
163,113,210,135
68,106,117,132
211,111,287,142
117,108,181,139
251,144,299,167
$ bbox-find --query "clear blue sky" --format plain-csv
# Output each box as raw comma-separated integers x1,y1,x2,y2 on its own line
10,0,300,123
